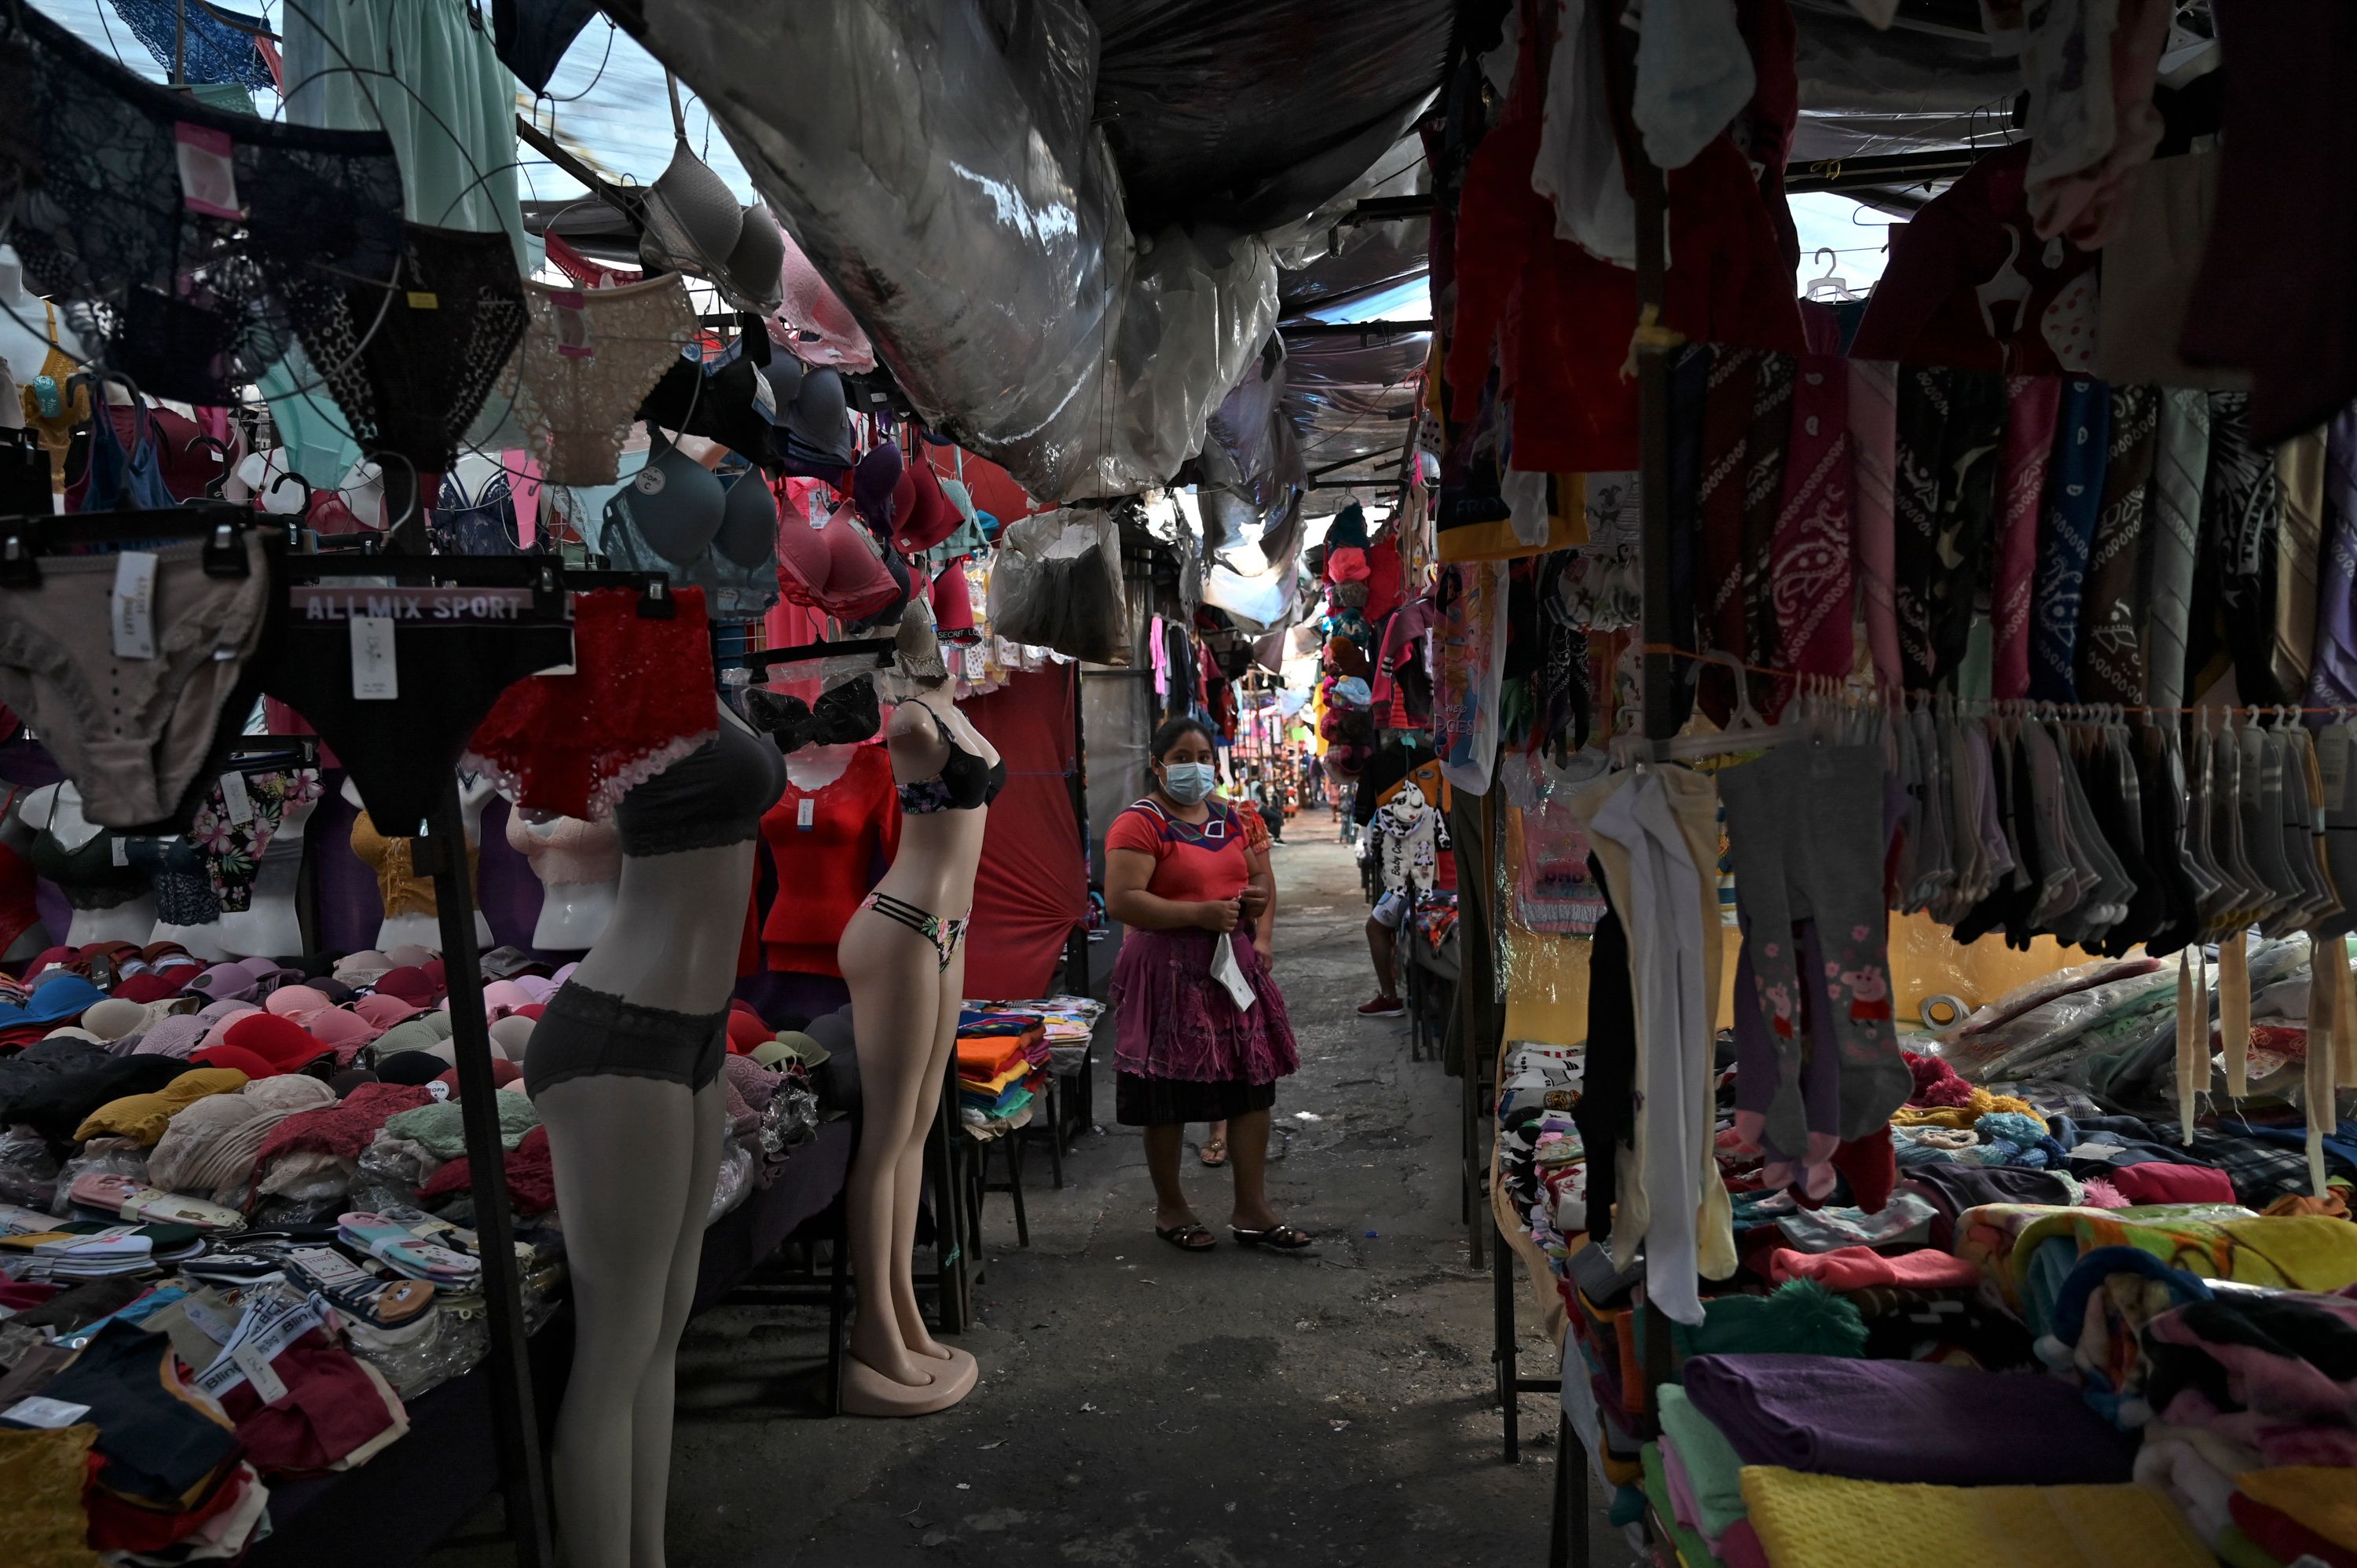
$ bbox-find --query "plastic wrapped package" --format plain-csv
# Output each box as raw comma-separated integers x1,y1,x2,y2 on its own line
52,1138,149,1207
349,1131,442,1215
635,0,1278,501
346,1304,486,1401
0,1127,59,1211
988,508,1130,662
1936,966,2184,1083
704,1144,753,1227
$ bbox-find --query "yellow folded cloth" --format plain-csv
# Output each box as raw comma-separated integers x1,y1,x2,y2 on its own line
959,1060,1028,1096
0,1423,103,1567
1889,1087,2041,1130
2235,1467,2357,1553
73,1068,249,1145
1738,1467,2212,1568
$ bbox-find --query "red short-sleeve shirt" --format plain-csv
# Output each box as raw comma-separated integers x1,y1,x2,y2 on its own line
1106,798,1249,903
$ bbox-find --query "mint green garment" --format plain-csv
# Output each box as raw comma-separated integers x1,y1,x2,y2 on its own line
257,343,361,489
383,1096,541,1161
1655,1385,1750,1544
281,0,526,268
1640,1444,1726,1568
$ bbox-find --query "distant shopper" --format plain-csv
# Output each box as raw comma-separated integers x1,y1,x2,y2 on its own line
1105,717,1311,1253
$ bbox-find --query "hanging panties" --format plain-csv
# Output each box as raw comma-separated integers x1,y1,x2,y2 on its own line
464,586,718,822
260,588,574,837
0,533,276,830
506,274,696,485
0,5,404,406
293,223,528,474
122,837,219,928
743,674,878,753
192,767,319,913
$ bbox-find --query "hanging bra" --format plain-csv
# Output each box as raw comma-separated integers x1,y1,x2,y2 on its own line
743,675,879,753
896,705,1006,815
19,303,86,493
427,466,521,556
598,441,779,623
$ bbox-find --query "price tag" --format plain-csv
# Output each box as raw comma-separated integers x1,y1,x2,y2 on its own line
231,1342,288,1405
550,291,594,359
111,550,157,660
218,770,256,827
2,1395,92,1429
797,798,815,830
171,123,240,218
350,615,398,700
290,1247,370,1288
110,837,128,868
427,1079,450,1102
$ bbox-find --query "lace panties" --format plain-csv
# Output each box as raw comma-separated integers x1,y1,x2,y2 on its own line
0,533,275,830
464,586,719,822
506,274,696,485
261,587,574,837
1,5,404,405
857,892,970,973
294,223,528,473
522,981,726,1097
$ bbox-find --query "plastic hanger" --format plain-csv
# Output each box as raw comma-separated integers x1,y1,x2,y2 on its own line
1804,247,1859,302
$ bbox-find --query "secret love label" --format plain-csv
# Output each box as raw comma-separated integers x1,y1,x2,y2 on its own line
291,586,541,622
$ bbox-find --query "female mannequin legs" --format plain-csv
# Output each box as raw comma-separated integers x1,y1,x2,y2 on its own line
538,1071,724,1568
838,914,975,1406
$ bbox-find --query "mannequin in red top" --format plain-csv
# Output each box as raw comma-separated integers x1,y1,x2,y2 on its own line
757,743,899,974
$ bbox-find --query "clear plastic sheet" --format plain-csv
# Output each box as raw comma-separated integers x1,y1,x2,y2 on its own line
0,1128,59,1211
1196,335,1304,560
636,0,1278,501
1272,132,1431,315
988,508,1131,662
704,1143,753,1227
344,1302,486,1402
53,1140,148,1206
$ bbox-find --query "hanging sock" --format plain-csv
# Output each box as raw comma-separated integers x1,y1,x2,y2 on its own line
2176,946,2199,1141
2305,934,2337,1197
2216,933,2249,1123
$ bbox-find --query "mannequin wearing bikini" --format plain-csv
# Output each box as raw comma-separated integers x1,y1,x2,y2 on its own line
213,783,321,960
529,698,779,1568
507,808,621,953
344,774,497,951
838,603,998,1414
19,782,155,943
0,787,55,962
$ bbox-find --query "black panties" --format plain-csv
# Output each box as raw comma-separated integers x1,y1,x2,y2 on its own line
293,224,528,473
0,5,404,406
259,600,573,837
522,981,725,1097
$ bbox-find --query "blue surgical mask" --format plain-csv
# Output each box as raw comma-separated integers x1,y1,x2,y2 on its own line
1161,761,1217,805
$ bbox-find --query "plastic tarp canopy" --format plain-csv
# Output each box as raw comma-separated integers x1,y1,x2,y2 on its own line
626,0,1453,504
1194,333,1305,558
1089,0,1453,233
1791,0,2024,162
1281,331,1428,512
1276,133,1432,318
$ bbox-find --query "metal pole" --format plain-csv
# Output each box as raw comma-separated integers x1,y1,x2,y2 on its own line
423,778,552,1566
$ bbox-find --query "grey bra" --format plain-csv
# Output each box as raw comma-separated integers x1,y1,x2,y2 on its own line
599,447,780,625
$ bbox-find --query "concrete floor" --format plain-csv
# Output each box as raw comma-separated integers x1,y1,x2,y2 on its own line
442,823,1626,1566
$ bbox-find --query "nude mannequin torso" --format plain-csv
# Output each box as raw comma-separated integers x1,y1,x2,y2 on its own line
20,782,155,944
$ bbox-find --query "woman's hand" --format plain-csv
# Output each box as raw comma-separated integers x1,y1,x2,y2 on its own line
1240,882,1270,920
1197,896,1242,933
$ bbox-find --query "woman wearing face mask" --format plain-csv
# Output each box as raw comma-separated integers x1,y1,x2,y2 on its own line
1104,717,1309,1254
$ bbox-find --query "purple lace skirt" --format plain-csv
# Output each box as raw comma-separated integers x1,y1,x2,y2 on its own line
1110,925,1298,1086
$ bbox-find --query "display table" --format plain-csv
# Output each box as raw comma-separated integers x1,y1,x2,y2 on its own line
248,1119,858,1568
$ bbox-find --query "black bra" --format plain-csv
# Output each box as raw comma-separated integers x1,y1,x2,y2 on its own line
744,676,880,753
897,706,1006,815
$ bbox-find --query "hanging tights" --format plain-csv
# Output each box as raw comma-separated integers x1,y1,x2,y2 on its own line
0,5,404,406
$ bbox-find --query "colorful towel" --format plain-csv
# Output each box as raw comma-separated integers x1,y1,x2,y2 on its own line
1737,1467,2215,1568
1681,1354,2137,1486
1640,1444,1724,1568
1656,1384,1748,1543
2146,1291,2357,1467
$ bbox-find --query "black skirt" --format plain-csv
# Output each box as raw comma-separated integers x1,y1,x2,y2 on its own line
1115,1072,1277,1127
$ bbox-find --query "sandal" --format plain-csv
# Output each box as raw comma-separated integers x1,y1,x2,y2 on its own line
1155,1222,1217,1251
1230,1222,1317,1253
1197,1137,1228,1167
